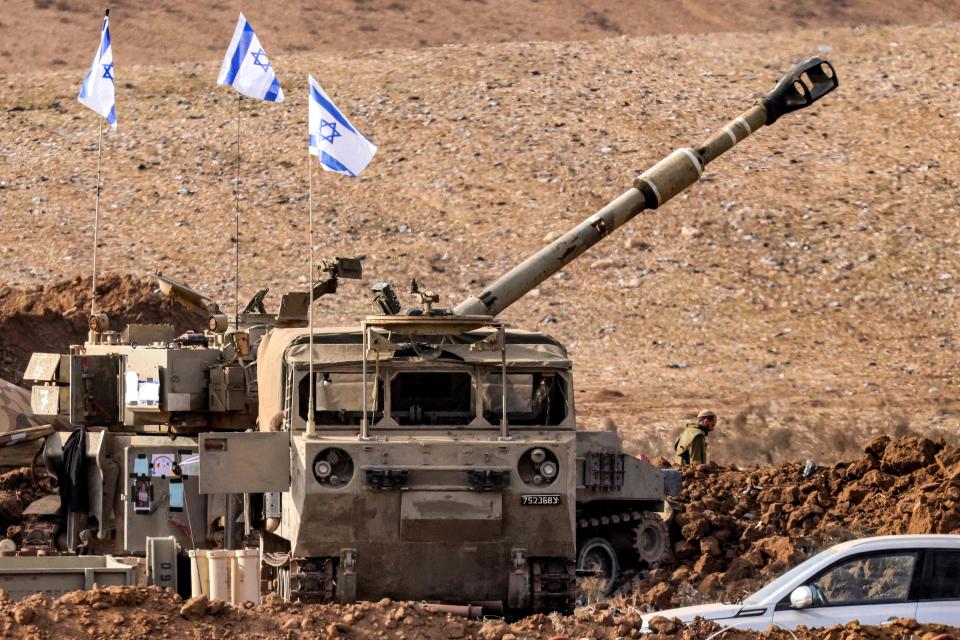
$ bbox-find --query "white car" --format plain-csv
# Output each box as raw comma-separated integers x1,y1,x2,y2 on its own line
641,535,960,632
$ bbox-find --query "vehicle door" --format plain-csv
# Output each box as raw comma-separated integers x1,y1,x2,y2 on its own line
916,549,960,626
771,551,919,628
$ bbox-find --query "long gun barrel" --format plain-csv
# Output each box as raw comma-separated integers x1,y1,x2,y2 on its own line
453,57,838,317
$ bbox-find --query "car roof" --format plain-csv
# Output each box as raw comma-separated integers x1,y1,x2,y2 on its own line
831,534,960,552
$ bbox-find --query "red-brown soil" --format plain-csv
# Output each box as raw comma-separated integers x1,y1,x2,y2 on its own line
0,585,956,639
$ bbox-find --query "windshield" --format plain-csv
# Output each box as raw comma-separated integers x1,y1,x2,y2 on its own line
391,371,473,425
742,546,840,604
292,366,569,429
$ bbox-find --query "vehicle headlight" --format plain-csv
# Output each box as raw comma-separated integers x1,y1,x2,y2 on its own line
518,447,560,486
312,448,354,488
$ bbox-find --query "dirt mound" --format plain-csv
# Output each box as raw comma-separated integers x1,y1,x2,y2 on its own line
624,436,960,609
4,0,959,71
0,275,206,386
1,585,956,639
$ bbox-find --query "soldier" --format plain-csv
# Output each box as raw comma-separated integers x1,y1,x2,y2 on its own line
674,410,716,466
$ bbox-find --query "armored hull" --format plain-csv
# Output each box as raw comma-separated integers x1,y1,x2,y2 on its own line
284,431,576,604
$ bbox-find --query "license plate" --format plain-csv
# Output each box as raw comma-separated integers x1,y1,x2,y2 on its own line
521,494,560,506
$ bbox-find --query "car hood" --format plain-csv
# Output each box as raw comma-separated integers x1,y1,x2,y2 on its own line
641,603,744,627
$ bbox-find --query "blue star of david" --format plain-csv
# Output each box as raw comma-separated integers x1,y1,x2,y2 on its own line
318,119,341,144
250,49,271,72
102,63,114,82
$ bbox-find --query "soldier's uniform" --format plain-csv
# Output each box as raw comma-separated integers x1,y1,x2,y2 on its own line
674,409,715,466
674,424,708,466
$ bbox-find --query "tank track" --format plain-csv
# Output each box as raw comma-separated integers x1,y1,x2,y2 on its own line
531,558,576,613
289,557,337,603
578,509,669,568
577,508,655,532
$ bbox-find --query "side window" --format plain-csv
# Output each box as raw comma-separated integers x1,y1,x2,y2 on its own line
298,372,383,426
922,551,960,600
481,372,567,426
808,553,917,605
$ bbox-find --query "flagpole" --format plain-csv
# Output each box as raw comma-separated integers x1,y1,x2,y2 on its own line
234,92,242,328
306,148,316,436
91,116,104,318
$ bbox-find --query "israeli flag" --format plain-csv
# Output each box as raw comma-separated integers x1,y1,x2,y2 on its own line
78,14,117,128
308,76,377,177
217,13,284,103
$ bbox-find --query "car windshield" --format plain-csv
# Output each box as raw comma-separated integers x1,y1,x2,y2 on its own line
742,547,840,604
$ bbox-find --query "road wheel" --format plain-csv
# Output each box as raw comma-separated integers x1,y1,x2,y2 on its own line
577,537,619,589
634,512,669,564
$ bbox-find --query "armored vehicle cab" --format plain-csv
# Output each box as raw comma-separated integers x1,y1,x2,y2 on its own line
248,315,578,610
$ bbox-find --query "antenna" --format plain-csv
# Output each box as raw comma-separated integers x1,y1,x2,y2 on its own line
234,92,241,328
306,145,316,437
90,8,110,317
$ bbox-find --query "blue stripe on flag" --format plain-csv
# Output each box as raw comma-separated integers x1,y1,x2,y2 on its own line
264,78,281,103
310,85,357,135
107,106,117,125
320,151,356,177
100,19,110,56
224,22,255,86
79,70,91,99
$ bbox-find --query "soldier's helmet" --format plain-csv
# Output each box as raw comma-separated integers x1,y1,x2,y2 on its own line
696,409,717,430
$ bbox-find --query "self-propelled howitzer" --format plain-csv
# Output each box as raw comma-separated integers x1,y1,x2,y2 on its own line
15,57,837,613
454,56,837,317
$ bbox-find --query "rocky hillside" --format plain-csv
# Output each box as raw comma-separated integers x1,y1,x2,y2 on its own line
2,21,959,461
3,0,959,70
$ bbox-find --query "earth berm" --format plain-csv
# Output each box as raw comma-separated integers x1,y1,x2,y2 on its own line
0,585,956,639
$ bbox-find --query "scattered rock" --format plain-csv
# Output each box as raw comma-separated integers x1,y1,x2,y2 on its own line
479,618,510,640
881,437,937,474
12,606,34,625
179,594,208,618
647,616,680,634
